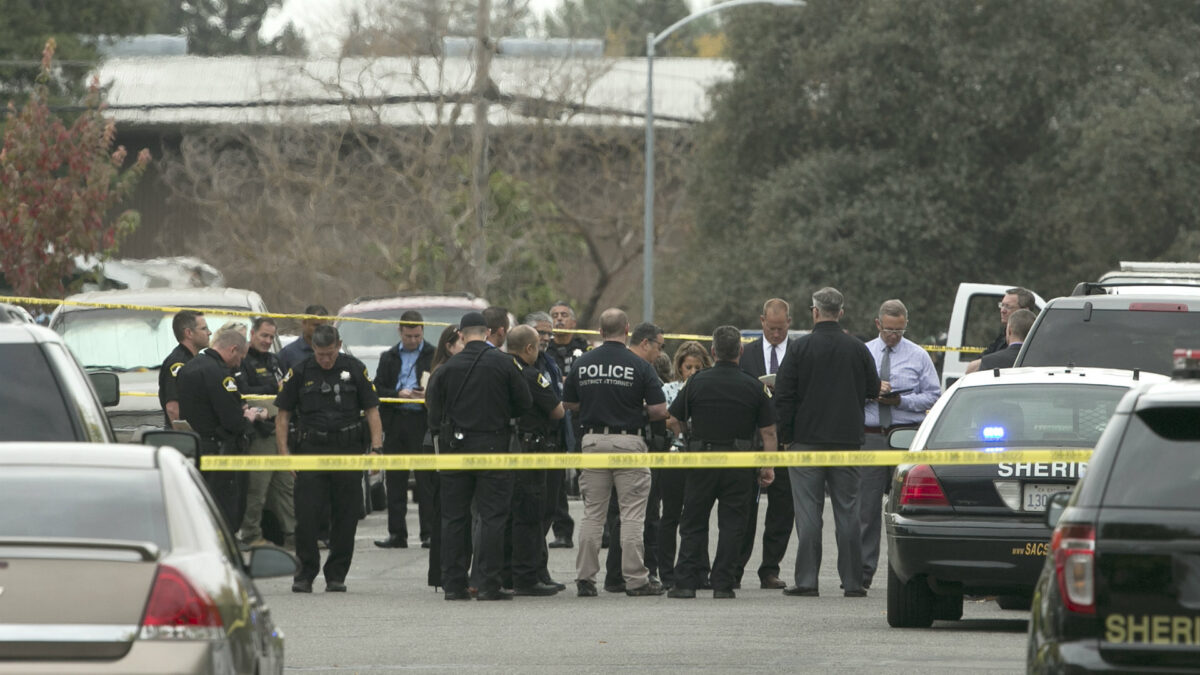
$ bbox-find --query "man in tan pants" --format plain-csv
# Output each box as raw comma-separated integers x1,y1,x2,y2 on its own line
563,308,668,597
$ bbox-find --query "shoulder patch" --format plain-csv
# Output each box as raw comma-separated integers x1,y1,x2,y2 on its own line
222,376,238,393
169,362,184,377
537,373,550,389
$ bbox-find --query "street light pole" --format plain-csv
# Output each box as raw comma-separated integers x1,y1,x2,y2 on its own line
642,0,804,323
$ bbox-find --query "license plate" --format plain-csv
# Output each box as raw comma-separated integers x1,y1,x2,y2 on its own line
1023,484,1072,512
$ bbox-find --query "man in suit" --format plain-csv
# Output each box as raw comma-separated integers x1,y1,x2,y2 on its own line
735,297,794,590
374,310,437,549
977,287,1037,358
973,308,1035,372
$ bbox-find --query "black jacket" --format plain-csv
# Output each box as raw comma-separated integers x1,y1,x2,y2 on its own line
739,336,793,378
978,342,1021,371
178,349,251,442
374,341,436,420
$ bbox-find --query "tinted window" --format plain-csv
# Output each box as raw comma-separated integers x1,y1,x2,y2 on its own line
0,344,77,441
959,293,1003,362
1103,407,1200,509
925,383,1126,449
43,342,112,442
1020,307,1197,375
0,467,170,549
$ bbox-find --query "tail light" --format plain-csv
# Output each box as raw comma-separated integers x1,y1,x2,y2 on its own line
139,564,224,640
1052,523,1095,614
899,465,949,506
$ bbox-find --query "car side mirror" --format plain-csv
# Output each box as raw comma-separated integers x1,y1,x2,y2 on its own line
888,428,917,450
248,545,300,579
1045,491,1072,528
140,429,200,459
88,371,120,407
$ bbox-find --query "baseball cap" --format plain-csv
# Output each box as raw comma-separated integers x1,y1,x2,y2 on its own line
459,311,487,329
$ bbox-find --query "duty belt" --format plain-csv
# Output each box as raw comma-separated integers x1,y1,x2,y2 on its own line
582,425,642,436
300,424,363,446
517,430,559,452
686,439,753,452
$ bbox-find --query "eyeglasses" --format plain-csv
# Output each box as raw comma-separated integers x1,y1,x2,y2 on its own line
879,328,906,336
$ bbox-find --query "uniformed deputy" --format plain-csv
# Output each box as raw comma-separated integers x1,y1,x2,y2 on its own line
563,308,668,598
235,316,295,548
160,309,211,428
504,325,564,596
275,324,383,594
666,325,777,599
177,325,265,532
425,311,533,601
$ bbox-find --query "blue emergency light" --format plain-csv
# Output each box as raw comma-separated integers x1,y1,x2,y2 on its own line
981,426,1007,442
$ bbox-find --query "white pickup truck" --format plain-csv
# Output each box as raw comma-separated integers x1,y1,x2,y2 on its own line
941,283,1046,390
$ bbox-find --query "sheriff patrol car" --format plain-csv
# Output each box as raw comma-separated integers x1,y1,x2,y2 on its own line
1027,350,1200,672
884,366,1168,628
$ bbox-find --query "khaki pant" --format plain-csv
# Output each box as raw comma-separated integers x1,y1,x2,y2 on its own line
240,433,296,543
576,433,651,588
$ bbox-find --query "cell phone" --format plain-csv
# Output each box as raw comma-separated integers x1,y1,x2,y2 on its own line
885,388,912,396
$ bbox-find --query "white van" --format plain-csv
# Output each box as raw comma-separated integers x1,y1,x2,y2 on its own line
942,283,1046,390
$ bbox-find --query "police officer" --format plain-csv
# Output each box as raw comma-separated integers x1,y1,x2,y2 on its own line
666,326,777,599
564,308,667,597
178,324,265,532
425,311,533,601
504,325,565,596
275,324,383,594
160,309,210,428
235,316,295,548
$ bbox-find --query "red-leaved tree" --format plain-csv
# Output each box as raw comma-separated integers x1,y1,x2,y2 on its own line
0,38,150,297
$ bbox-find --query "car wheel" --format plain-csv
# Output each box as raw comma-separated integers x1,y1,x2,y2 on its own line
887,563,935,628
997,594,1032,610
371,477,388,511
932,592,963,621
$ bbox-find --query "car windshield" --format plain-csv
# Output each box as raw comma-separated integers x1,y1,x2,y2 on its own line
1103,407,1200,509
0,344,77,441
337,308,469,352
54,307,251,370
925,383,1127,449
0,466,170,549
1020,307,1198,375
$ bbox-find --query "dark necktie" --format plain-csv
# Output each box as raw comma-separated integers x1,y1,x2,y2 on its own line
769,344,779,374
879,347,892,429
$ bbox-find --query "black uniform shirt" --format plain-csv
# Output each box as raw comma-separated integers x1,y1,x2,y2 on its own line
517,362,561,435
669,361,775,444
774,322,881,446
425,341,533,432
158,342,194,426
275,354,380,432
563,341,665,430
548,335,590,376
236,347,283,395
177,349,249,439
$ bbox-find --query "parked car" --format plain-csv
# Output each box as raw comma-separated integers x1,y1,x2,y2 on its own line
334,292,490,376
0,323,118,443
0,302,36,324
1027,350,1200,672
885,366,1167,628
0,442,297,673
49,287,273,441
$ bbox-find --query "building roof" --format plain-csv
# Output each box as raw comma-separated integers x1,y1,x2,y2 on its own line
97,55,733,129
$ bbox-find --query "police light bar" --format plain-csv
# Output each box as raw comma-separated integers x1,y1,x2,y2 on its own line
1173,349,1200,379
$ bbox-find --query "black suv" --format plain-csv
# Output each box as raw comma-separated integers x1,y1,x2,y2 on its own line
1027,350,1200,672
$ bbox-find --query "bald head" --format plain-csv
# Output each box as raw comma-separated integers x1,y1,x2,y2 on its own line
599,308,629,341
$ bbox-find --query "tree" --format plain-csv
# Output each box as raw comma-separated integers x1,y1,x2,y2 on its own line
156,0,307,56
0,39,150,297
543,0,712,57
674,0,1200,336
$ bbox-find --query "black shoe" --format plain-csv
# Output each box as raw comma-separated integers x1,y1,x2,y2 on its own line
374,535,408,549
626,580,666,596
548,537,573,549
760,574,787,590
863,579,872,590
514,582,561,596
444,589,471,601
577,580,598,597
713,589,736,599
782,586,819,597
667,587,695,599
421,537,431,549
476,589,515,601
544,579,567,592
604,581,626,593
844,589,867,598
326,581,347,592
292,579,313,593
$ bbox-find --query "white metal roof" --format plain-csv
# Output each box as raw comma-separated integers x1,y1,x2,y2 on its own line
97,55,732,128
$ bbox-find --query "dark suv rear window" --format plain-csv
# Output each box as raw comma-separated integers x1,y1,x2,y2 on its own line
0,344,76,441
1019,307,1196,375
1103,407,1200,509
0,467,170,548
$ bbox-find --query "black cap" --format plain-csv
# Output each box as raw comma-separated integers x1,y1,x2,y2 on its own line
459,311,487,329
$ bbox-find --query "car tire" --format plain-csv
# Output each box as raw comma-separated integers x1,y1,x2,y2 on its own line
371,477,388,511
887,563,935,628
932,592,963,621
997,594,1032,610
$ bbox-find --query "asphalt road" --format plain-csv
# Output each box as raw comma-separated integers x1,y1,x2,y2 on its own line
262,488,1030,673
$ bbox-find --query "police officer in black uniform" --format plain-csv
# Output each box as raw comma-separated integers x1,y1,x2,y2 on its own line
177,324,266,532
275,325,383,594
666,326,777,599
160,309,210,428
425,312,533,601
503,325,565,596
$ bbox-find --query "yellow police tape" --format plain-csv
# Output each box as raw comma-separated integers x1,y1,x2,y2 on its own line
1,294,987,353
200,448,1093,471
